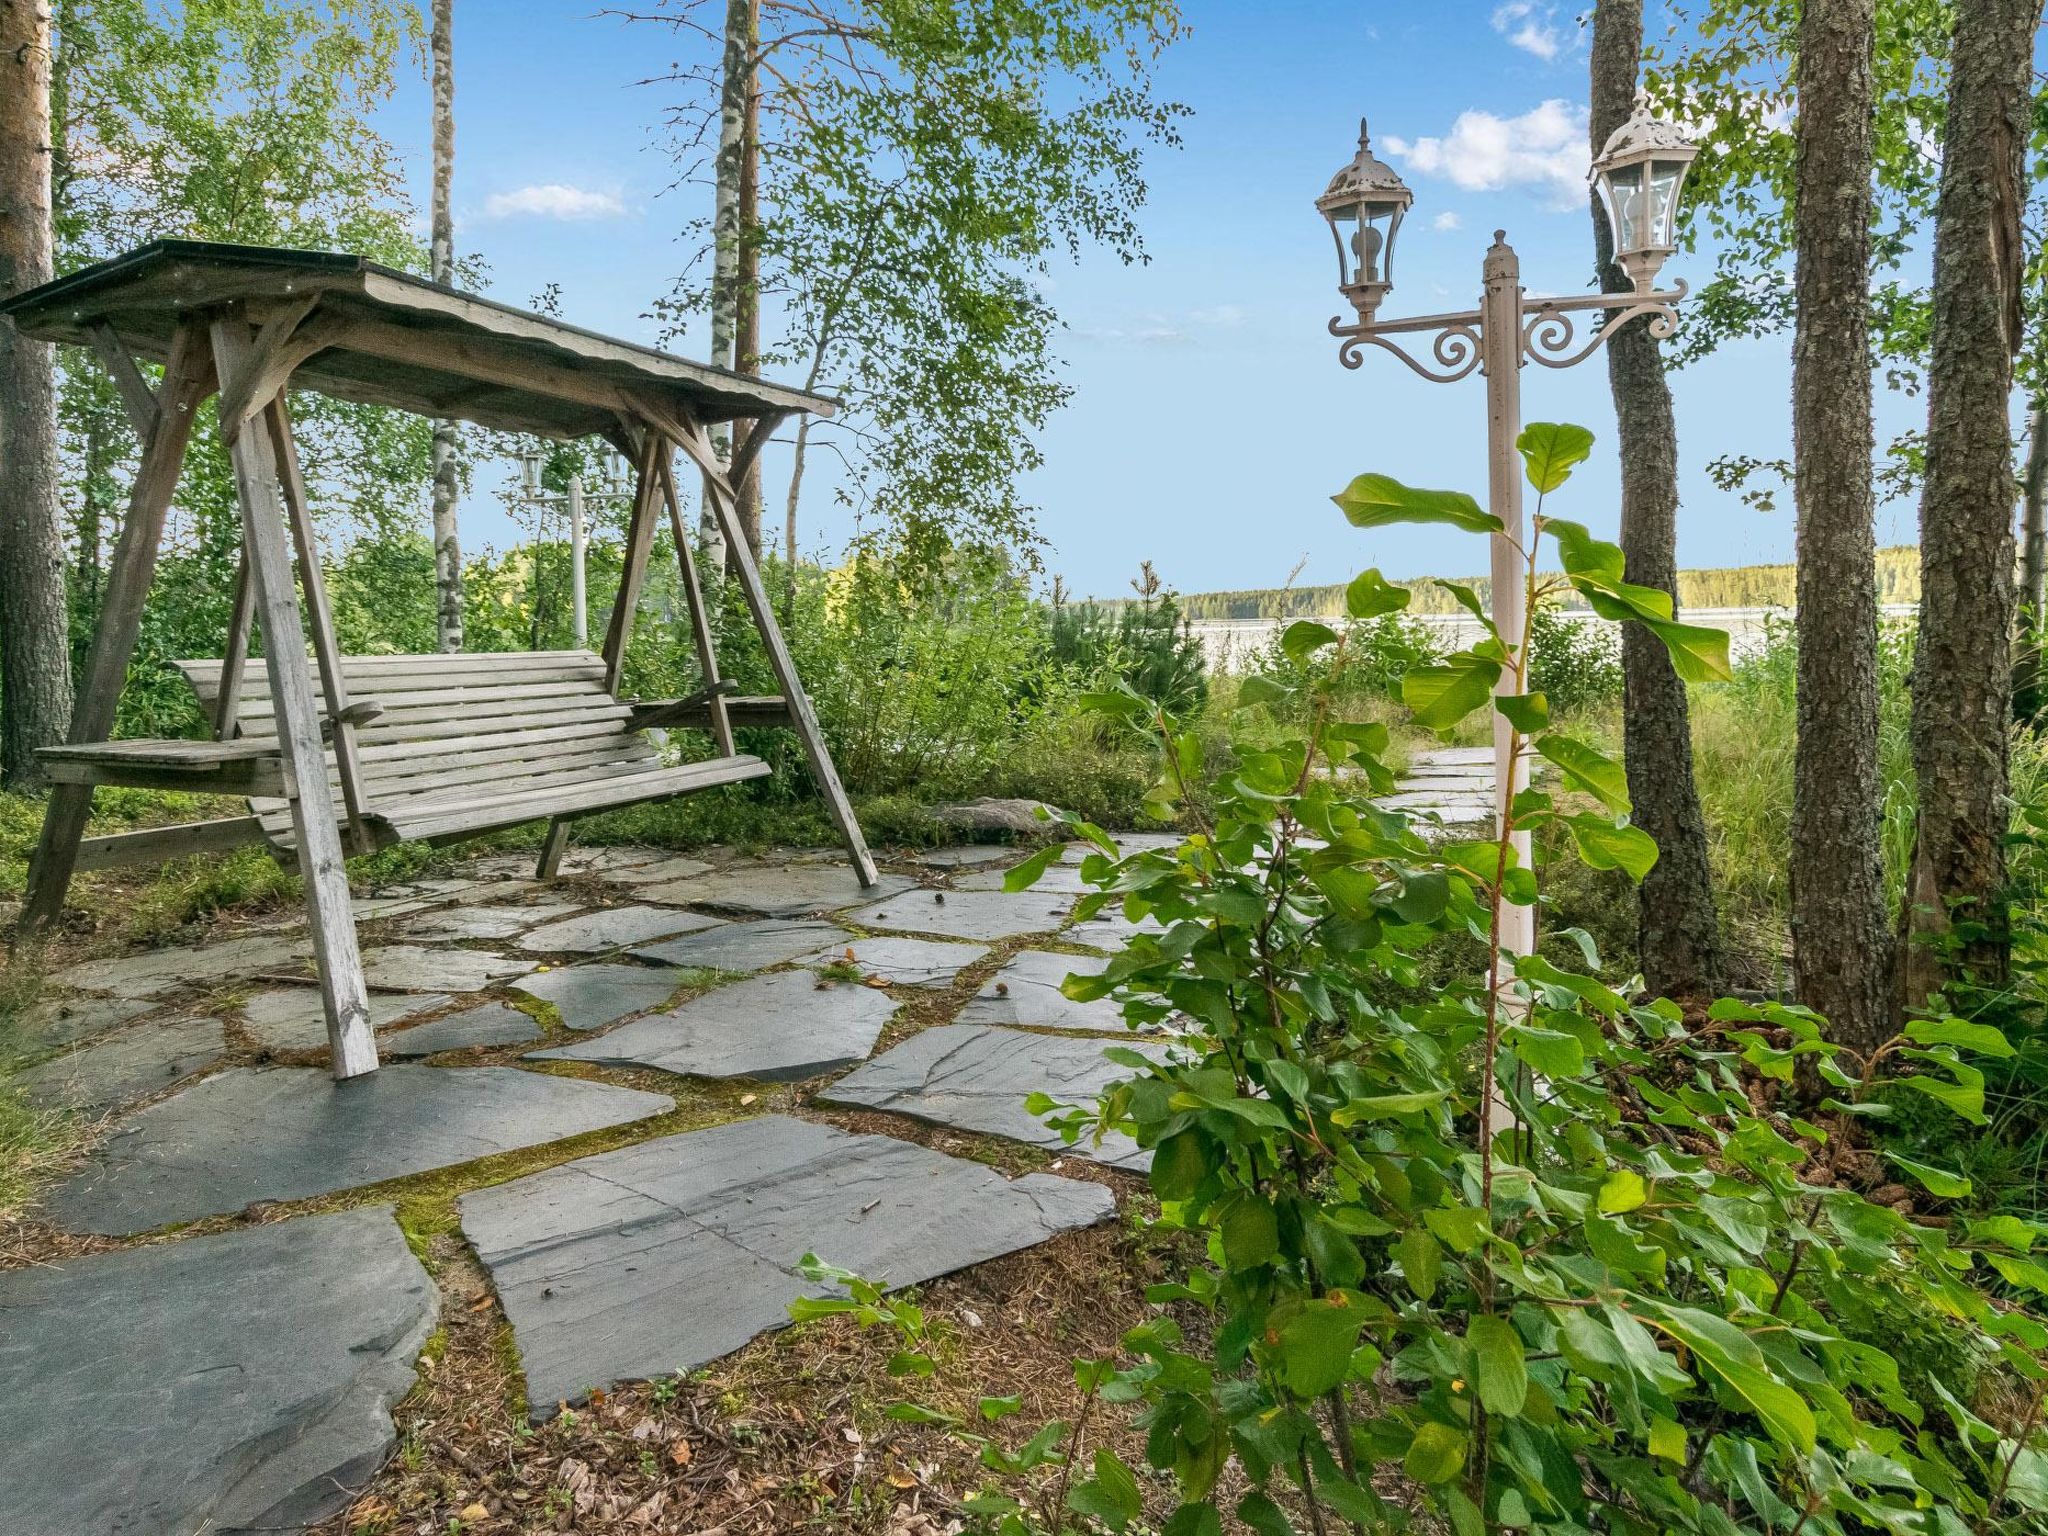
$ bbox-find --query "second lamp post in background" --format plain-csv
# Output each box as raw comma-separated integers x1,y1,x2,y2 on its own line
1317,104,1698,964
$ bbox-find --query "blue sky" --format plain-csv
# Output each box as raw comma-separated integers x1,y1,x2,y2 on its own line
379,0,1930,599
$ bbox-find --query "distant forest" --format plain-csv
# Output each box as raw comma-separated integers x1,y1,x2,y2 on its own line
1103,547,1923,619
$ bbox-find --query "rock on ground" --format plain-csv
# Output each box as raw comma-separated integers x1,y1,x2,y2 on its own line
512,963,683,1030
459,1115,1112,1415
0,1206,436,1536
13,1016,225,1111
840,888,1075,944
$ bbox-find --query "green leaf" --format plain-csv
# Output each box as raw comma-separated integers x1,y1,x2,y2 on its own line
1648,1415,1686,1464
1151,1128,1212,1201
1885,1153,1972,1199
1282,620,1340,665
1002,843,1063,892
1895,1061,1989,1124
1567,814,1659,880
1334,473,1501,534
1517,421,1595,492
1403,1421,1469,1485
1402,654,1503,730
1068,1449,1144,1530
1235,674,1292,709
1220,1193,1281,1268
1506,1024,1586,1079
1538,735,1631,813
1396,1226,1442,1300
1346,567,1412,618
1235,1491,1296,1536
1496,692,1549,733
1597,1169,1648,1214
1905,1016,2016,1059
1277,1297,1368,1396
1467,1315,1528,1416
1331,1089,1450,1124
1641,616,1734,683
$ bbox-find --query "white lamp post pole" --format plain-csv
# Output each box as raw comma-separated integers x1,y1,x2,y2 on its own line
1320,105,1697,971
566,470,589,648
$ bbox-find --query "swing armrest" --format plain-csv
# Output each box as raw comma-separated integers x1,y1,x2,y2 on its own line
319,700,384,740
628,682,738,732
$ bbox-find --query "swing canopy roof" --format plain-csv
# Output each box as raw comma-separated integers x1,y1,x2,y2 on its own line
1,239,837,441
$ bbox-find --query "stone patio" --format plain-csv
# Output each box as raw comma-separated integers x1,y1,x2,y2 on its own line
5,836,1179,1531
0,1206,435,1535
44,1065,673,1235
459,1115,1113,1414
821,1023,1165,1169
531,969,898,1082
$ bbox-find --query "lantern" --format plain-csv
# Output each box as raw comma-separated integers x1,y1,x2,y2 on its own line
1317,119,1414,322
1591,102,1698,293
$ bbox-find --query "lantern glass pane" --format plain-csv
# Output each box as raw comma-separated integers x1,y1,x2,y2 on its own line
1649,158,1684,247
1327,202,1363,287
1609,162,1648,252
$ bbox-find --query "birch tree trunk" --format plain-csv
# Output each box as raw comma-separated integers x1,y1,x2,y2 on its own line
1899,0,2039,998
1589,0,1722,998
733,0,765,562
429,0,463,652
1790,0,1891,1050
2015,400,2048,719
0,0,73,788
703,0,752,576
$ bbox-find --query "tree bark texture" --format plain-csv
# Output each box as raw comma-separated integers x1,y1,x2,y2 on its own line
0,0,74,788
734,0,765,561
1790,0,1891,1050
1589,0,1723,997
2015,399,2048,718
703,0,752,574
1900,0,2039,997
429,0,464,652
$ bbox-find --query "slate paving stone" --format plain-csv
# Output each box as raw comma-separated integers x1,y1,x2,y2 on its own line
609,854,715,884
360,944,539,993
1066,906,1167,950
43,1065,673,1236
519,905,725,954
469,848,661,880
513,963,683,1031
383,1002,543,1056
842,888,1073,943
637,863,917,917
821,1023,1167,1169
401,901,582,942
459,1114,1113,1415
530,970,897,1082
820,935,990,989
0,1205,436,1536
954,861,1090,894
957,950,1127,1034
14,1017,225,1111
916,844,1021,867
4,993,152,1055
633,918,849,973
240,987,454,1052
53,933,309,999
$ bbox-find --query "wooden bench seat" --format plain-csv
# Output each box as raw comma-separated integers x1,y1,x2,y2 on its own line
37,737,291,797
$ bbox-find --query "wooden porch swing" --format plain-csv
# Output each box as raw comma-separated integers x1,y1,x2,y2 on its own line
5,240,878,1079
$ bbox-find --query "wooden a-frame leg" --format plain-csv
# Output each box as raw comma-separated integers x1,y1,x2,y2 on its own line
659,454,735,756
19,328,208,938
670,422,879,887
211,313,378,1078
538,430,664,880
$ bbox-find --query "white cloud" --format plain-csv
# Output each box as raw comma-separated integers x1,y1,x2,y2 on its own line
1492,1,1566,61
1431,211,1463,232
1188,304,1246,328
1077,304,1247,346
1384,99,1591,208
482,183,627,221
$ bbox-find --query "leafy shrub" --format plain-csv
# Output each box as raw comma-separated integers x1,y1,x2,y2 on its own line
802,426,2048,1535
1051,563,1209,717
1525,606,1623,715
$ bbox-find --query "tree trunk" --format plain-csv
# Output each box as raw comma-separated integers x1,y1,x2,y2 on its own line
429,0,463,652
2015,399,2048,719
782,413,809,624
1899,0,2038,1000
734,0,765,562
1789,0,1890,1051
0,0,73,788
704,0,752,576
1589,0,1723,998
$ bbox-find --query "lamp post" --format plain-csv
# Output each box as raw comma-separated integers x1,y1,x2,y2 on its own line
1319,105,1697,963
514,447,633,649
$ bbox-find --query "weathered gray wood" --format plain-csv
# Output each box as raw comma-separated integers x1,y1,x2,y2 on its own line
668,416,878,888
396,755,769,842
211,311,378,1080
19,325,209,937
214,550,255,740
39,738,291,797
75,816,268,873
657,453,735,755
213,296,321,436
633,695,789,731
267,398,376,854
88,321,160,439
